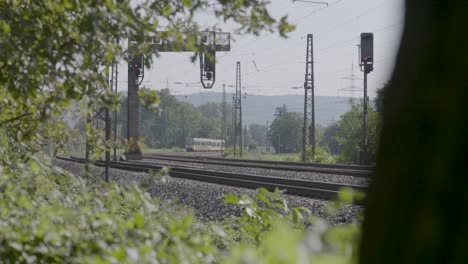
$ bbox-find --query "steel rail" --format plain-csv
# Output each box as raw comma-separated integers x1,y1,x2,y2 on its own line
146,154,373,177
57,156,366,201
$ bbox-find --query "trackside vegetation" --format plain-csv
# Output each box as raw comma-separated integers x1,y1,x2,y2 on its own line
0,155,362,263
0,0,362,263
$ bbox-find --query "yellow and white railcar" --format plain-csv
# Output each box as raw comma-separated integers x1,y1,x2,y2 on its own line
185,138,225,152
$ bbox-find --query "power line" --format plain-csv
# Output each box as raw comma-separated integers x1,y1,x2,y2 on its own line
168,2,403,93
224,0,391,61
295,0,344,23
233,56,393,95
242,22,403,77
219,0,344,59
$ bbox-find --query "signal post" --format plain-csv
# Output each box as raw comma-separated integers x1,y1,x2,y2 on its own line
359,33,374,165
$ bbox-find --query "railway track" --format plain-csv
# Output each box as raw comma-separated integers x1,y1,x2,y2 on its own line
146,153,374,177
57,156,367,201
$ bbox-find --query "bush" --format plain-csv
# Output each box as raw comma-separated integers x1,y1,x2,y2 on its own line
0,157,218,263
314,146,337,163
301,146,337,163
0,156,362,263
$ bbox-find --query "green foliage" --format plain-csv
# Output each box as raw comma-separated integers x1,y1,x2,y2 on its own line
123,89,223,149
138,88,160,112
216,188,362,264
0,0,364,262
270,112,302,153
374,83,388,116
0,157,218,263
335,99,381,164
319,123,341,155
249,123,267,147
302,146,337,163
0,0,294,159
221,188,310,245
0,162,363,263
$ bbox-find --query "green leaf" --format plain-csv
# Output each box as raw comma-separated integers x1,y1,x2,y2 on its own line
134,212,144,228
337,187,355,204
111,248,127,260
63,0,73,9
224,194,240,204
0,20,11,34
30,160,40,173
182,0,192,7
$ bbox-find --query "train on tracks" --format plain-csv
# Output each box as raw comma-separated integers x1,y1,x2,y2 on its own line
185,137,224,152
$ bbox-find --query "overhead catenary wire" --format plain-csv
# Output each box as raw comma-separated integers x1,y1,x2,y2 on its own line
218,0,344,59
164,0,402,96
218,0,398,75
241,22,403,78
224,0,389,59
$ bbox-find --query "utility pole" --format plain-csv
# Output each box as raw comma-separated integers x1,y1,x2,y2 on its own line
244,125,247,153
359,33,374,165
164,110,168,148
266,121,269,152
302,34,315,162
104,104,110,181
221,83,227,153
110,61,118,161
232,95,236,152
233,62,243,158
181,95,187,148
182,110,185,148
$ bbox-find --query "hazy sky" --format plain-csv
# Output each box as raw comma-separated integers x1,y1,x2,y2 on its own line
119,0,405,99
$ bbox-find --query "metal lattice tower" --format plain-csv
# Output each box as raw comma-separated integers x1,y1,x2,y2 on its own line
233,62,243,157
302,34,316,162
85,77,112,182
85,34,120,181
339,63,362,97
221,83,227,152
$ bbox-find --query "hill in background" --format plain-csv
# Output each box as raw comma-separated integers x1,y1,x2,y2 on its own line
176,92,352,126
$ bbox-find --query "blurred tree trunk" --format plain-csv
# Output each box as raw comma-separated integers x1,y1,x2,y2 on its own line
359,1,466,263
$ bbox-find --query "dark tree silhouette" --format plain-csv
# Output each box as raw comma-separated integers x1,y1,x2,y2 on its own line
359,1,466,263
373,82,387,116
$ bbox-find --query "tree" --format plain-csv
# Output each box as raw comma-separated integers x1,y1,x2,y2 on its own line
359,1,466,263
249,124,267,147
198,102,220,119
319,123,340,155
0,1,325,263
335,99,380,164
0,0,294,162
197,102,222,139
269,112,302,153
374,82,388,116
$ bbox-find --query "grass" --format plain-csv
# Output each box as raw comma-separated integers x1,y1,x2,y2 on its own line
224,148,301,162
142,147,185,154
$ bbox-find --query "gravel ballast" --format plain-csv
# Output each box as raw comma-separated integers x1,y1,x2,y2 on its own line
141,158,370,186
54,159,362,223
